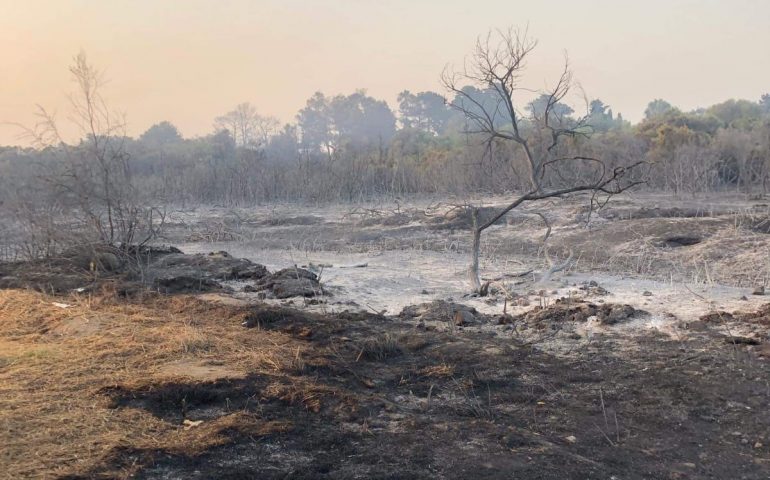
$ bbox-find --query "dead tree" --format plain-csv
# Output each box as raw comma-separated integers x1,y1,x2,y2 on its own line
17,52,161,254
441,28,644,292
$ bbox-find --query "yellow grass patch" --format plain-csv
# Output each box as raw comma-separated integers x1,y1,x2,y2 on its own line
0,289,312,479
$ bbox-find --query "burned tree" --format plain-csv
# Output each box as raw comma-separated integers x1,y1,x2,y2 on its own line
17,52,162,255
441,28,644,292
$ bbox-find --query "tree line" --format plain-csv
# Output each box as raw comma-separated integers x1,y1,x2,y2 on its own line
1,86,769,208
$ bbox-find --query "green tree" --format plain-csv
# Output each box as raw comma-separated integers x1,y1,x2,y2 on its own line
644,99,676,120
707,99,763,128
397,90,452,134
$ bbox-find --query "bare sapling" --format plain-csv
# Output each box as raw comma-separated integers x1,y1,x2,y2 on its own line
15,52,163,260
441,28,644,292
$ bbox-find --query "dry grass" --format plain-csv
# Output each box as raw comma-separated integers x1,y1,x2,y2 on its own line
418,363,455,378
357,333,403,361
0,288,317,479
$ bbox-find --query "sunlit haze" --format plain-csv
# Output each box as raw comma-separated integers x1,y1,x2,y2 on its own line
2,0,769,144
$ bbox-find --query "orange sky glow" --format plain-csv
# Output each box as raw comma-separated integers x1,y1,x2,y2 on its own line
1,0,769,145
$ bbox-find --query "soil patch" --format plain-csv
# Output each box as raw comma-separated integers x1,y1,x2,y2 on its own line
660,235,702,247
427,205,506,230
505,298,642,326
147,251,268,293
399,300,489,326
249,267,323,299
158,359,245,382
700,303,770,326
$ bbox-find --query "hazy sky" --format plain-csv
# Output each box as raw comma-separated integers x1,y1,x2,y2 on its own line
1,0,769,145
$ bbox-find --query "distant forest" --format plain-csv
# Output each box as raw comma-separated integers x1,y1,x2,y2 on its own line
2,88,770,206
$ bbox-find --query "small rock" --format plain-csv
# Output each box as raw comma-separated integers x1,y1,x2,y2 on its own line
565,435,577,444
454,310,476,326
253,267,322,298
643,291,653,297
740,295,749,301
755,442,763,449
685,320,708,331
597,304,637,325
753,286,765,296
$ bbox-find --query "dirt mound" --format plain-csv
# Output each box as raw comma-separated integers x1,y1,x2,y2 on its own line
0,261,86,293
700,303,770,326
250,267,323,299
427,206,505,230
61,245,183,273
146,251,268,294
749,216,770,234
0,245,199,294
348,208,429,227
507,298,641,325
400,300,486,325
0,244,137,292
577,281,610,296
0,248,325,298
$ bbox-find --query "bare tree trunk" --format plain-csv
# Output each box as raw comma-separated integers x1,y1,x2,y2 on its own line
468,208,482,292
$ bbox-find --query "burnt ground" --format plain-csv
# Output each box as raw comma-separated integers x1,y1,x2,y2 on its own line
2,285,770,479
141,192,770,291
1,193,770,479
113,338,770,480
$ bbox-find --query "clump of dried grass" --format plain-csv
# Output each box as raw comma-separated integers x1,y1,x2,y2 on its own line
0,288,317,479
419,363,455,378
357,334,403,361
